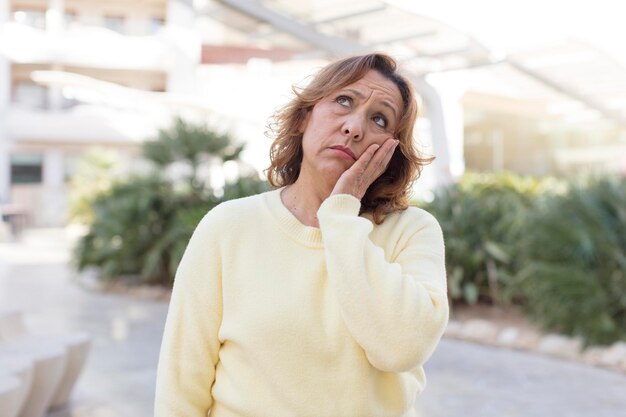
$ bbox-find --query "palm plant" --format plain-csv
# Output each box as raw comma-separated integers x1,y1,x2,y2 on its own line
68,148,118,224
74,117,268,286
425,172,550,305
515,175,626,345
143,117,244,193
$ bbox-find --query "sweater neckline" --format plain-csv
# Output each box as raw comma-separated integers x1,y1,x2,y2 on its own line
264,187,324,248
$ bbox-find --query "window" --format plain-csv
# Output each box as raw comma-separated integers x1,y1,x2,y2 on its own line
150,17,165,34
12,83,48,109
11,154,43,184
64,154,80,183
13,10,46,29
103,15,125,33
65,10,79,29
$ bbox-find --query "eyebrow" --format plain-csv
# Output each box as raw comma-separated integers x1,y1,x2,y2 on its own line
343,88,398,119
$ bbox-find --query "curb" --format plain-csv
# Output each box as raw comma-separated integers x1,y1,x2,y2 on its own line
444,318,626,374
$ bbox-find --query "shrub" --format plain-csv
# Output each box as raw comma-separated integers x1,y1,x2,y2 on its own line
75,176,186,284
68,148,119,224
74,118,268,286
515,175,626,346
424,172,550,305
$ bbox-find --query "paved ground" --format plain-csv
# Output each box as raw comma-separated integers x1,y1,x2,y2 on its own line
2,229,626,417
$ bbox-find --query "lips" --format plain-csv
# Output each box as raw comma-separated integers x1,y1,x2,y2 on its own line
329,145,357,160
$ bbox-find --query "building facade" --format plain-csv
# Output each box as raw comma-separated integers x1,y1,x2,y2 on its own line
0,0,191,226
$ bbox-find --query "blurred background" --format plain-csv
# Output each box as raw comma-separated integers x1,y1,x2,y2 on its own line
0,0,625,416
1,0,625,228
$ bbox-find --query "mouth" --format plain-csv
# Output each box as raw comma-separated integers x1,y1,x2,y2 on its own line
329,145,357,161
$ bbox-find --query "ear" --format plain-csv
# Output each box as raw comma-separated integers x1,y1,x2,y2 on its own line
298,109,311,134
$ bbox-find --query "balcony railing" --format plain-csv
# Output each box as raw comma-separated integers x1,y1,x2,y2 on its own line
0,22,198,70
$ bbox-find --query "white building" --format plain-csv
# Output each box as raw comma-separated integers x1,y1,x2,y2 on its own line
0,0,342,228
0,0,199,226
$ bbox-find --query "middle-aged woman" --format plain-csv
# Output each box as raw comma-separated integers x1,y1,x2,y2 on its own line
155,53,449,417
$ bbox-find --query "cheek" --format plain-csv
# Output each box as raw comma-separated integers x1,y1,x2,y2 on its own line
369,134,392,148
301,128,322,159
302,110,334,141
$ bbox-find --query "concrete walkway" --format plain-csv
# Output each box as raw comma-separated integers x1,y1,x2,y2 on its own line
2,229,626,417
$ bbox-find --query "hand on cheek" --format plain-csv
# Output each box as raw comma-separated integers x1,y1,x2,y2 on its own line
331,137,399,200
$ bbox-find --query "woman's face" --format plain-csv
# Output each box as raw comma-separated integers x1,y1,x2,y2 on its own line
299,70,403,186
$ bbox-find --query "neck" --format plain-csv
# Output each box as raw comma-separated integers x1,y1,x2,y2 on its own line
281,171,334,228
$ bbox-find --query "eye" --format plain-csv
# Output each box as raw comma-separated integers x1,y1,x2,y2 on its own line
373,114,388,128
335,95,352,107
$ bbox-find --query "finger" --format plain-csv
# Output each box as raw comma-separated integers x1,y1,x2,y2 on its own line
365,138,398,177
352,143,380,174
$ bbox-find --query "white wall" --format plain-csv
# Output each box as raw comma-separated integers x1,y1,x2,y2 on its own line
0,0,10,113
165,0,200,95
0,0,12,202
0,143,10,203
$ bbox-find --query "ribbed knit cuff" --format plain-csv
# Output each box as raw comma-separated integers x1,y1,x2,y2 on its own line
318,194,361,218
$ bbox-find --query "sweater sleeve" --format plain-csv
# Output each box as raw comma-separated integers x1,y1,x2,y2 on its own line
154,211,223,416
317,194,448,373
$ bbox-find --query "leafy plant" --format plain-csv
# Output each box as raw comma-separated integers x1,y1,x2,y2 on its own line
74,117,268,286
424,172,551,306
143,117,244,193
515,175,626,346
422,171,626,346
68,148,119,224
75,176,185,284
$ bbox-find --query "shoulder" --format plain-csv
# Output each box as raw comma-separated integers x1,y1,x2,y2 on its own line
210,191,267,217
382,205,442,234
370,205,444,253
196,191,269,233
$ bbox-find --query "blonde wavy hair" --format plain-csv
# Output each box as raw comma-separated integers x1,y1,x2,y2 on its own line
266,53,433,224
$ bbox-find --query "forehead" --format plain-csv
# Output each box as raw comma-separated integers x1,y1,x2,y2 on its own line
338,70,402,110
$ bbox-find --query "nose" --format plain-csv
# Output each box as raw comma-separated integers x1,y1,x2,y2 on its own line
341,115,364,141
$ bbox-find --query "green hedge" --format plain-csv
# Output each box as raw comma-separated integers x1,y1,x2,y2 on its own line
424,172,553,305
515,176,626,346
424,172,626,346
75,177,216,285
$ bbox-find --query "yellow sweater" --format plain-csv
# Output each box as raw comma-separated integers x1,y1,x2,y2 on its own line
155,188,448,417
